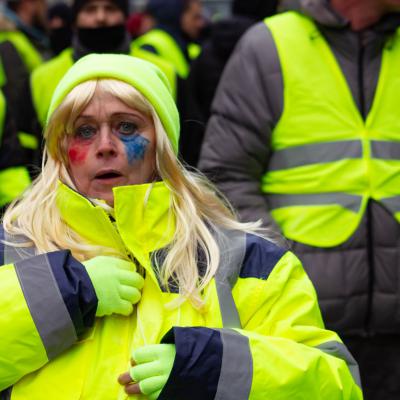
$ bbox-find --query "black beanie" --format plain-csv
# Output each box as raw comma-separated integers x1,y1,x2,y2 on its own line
72,0,129,20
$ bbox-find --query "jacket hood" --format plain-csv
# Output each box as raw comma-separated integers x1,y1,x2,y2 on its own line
280,0,400,32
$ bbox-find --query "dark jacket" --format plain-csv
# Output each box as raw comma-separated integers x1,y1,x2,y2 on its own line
199,0,400,337
180,16,255,167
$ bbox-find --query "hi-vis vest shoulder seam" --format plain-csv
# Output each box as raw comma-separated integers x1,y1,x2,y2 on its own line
262,12,400,247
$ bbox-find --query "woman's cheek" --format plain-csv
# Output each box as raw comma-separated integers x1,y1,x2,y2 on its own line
121,135,150,164
68,143,89,165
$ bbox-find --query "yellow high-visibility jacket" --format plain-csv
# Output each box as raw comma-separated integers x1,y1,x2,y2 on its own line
0,181,362,399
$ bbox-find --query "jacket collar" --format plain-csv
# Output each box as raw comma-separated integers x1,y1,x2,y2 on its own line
56,180,176,266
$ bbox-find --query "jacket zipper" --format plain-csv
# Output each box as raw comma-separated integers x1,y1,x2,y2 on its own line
358,32,374,336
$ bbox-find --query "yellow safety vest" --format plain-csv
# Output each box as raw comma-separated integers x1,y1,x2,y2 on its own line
0,31,42,72
133,29,200,79
262,12,400,247
31,46,177,128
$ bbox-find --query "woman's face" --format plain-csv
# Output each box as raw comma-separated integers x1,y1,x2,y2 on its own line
66,90,156,206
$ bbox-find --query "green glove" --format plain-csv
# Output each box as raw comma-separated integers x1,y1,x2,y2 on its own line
130,344,176,400
82,256,144,317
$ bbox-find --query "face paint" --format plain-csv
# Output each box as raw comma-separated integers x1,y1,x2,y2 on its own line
68,140,90,165
120,134,150,164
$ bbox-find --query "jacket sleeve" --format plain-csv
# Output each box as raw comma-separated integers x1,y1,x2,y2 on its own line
198,23,283,231
159,239,362,399
0,247,97,390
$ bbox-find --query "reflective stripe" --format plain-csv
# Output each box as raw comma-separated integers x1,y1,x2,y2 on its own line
316,341,361,388
14,254,77,359
269,140,362,171
215,329,253,400
214,228,246,329
380,196,400,214
371,140,400,160
4,232,36,264
267,193,362,213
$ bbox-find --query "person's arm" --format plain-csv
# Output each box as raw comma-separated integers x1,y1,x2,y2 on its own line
0,249,97,390
157,237,362,399
0,235,143,390
198,23,283,230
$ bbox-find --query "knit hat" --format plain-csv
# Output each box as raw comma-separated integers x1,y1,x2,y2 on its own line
46,53,180,153
72,0,129,20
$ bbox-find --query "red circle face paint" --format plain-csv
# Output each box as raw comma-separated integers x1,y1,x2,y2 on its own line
68,143,89,165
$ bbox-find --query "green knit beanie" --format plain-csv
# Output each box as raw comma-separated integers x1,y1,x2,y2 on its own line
46,53,180,153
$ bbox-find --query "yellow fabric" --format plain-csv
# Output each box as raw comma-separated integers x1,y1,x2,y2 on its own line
18,131,38,150
0,264,48,390
0,31,42,72
0,166,31,207
263,12,400,247
133,29,190,78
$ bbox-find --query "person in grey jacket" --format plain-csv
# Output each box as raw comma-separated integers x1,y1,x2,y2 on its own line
199,0,400,398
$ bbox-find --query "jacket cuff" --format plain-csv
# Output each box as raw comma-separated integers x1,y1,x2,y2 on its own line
158,327,223,400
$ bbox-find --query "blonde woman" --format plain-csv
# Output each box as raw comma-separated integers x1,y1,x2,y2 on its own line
0,54,362,400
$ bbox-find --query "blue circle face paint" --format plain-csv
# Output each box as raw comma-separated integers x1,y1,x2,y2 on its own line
120,134,150,164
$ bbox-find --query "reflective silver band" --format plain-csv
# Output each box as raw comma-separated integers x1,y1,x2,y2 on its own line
4,232,36,264
267,192,362,213
215,329,253,400
316,341,361,388
269,140,362,171
380,196,400,214
371,140,400,160
214,228,246,329
14,254,77,360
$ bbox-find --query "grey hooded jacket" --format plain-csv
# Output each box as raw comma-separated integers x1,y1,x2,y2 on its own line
199,0,400,336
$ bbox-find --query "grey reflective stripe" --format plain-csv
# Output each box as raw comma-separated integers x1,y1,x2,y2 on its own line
267,193,362,213
371,140,400,160
14,254,77,360
380,196,400,214
269,140,362,171
316,341,361,388
214,228,246,329
4,232,36,264
215,329,253,400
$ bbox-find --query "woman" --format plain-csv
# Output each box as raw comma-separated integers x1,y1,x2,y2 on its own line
0,54,362,399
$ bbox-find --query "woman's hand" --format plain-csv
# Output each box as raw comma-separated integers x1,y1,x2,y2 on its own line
82,256,144,317
118,344,176,399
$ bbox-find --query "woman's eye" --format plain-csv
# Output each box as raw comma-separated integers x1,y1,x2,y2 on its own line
118,121,137,136
76,125,96,139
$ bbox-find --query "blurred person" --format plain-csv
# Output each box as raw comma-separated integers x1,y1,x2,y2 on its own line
126,11,154,39
0,52,361,400
199,0,400,398
0,0,49,72
133,0,206,79
47,2,73,56
180,0,279,167
16,0,177,174
0,86,31,215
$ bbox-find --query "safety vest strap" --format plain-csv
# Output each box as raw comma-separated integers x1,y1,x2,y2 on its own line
371,140,400,159
268,193,362,213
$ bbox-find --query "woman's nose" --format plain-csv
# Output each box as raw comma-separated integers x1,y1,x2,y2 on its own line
96,130,118,158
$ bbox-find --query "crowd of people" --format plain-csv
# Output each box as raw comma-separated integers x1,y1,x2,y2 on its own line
1,0,400,399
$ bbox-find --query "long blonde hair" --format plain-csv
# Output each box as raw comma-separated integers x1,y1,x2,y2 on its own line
3,79,264,308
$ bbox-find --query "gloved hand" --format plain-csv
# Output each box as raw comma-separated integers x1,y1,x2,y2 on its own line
82,256,144,317
129,344,176,400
